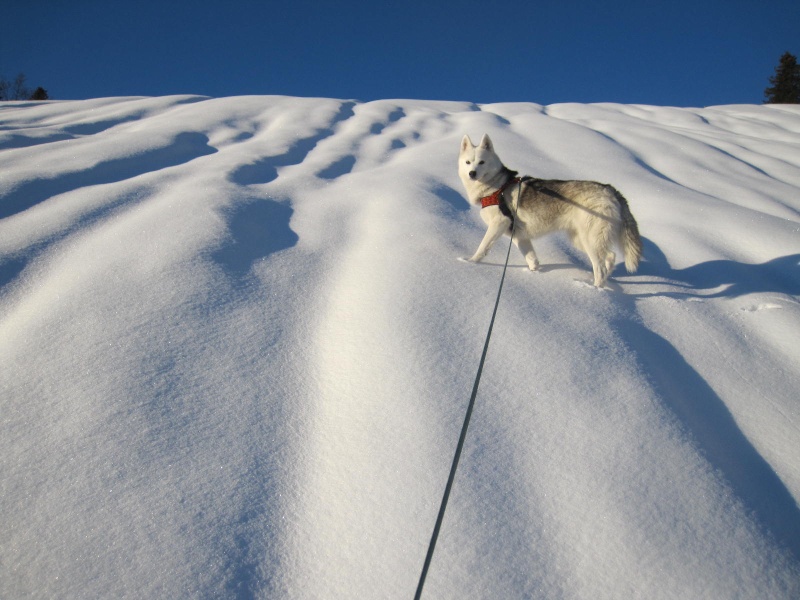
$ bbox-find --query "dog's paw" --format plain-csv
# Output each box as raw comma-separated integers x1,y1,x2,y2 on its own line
572,279,595,289
573,278,610,291
458,256,478,263
527,260,540,272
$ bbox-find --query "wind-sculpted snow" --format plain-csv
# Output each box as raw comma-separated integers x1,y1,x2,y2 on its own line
1,96,799,598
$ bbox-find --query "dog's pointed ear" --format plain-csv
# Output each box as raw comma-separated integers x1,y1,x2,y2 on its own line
479,134,493,151
460,135,473,153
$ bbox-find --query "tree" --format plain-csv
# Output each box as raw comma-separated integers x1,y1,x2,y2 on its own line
764,52,800,104
29,87,49,100
9,73,30,100
0,73,30,100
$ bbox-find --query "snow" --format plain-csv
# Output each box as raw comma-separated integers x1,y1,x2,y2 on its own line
1,95,799,598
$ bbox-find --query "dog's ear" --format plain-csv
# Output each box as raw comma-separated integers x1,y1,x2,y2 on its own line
460,135,473,154
479,134,493,151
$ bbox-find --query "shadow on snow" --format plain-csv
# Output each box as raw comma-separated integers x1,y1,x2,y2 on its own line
211,200,298,279
228,101,357,186
616,237,800,561
0,132,217,221
616,310,800,561
625,238,800,299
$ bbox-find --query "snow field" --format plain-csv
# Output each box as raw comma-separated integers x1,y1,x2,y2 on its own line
1,96,799,598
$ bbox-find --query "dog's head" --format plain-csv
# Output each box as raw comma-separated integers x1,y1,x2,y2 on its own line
459,134,503,184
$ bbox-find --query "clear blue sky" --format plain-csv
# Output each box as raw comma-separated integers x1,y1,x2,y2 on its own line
2,0,798,107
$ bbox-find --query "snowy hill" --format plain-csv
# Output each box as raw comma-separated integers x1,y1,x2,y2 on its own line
1,96,799,598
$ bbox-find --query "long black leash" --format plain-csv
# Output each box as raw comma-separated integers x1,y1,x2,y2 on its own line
414,179,522,600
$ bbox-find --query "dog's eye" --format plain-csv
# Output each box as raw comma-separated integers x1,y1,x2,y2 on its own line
479,161,485,165
465,160,471,165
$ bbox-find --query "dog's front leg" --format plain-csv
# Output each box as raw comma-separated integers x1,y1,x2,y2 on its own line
465,217,511,262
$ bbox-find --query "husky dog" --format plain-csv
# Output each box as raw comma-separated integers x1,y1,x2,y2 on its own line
458,134,642,287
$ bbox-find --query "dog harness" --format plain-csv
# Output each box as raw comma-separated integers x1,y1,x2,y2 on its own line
480,177,521,220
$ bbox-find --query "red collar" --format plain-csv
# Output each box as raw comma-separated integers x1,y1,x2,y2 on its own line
480,177,520,209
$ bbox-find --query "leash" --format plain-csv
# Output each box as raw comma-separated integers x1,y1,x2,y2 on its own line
414,178,522,600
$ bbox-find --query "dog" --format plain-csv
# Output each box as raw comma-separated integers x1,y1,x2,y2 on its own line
458,134,642,287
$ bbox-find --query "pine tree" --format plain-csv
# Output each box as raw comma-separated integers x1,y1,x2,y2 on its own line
29,87,49,100
764,52,800,104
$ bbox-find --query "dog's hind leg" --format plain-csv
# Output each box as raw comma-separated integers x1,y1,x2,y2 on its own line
604,251,616,275
590,255,609,287
578,229,610,287
587,252,608,287
513,235,540,271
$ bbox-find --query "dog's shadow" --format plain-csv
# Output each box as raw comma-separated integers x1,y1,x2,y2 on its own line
461,237,799,301
458,235,799,296
620,238,800,300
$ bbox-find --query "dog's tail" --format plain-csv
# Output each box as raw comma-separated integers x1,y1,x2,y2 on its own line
615,189,642,273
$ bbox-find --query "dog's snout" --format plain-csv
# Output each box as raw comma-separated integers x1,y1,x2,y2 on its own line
469,170,477,179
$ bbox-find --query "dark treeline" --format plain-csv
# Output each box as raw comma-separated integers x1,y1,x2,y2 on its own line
0,73,49,101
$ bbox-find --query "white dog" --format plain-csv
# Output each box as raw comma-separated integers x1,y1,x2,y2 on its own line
459,134,642,287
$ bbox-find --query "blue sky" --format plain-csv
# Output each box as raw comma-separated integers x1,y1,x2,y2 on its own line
2,0,798,106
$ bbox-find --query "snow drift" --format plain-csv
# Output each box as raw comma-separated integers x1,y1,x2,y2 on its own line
1,96,799,598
